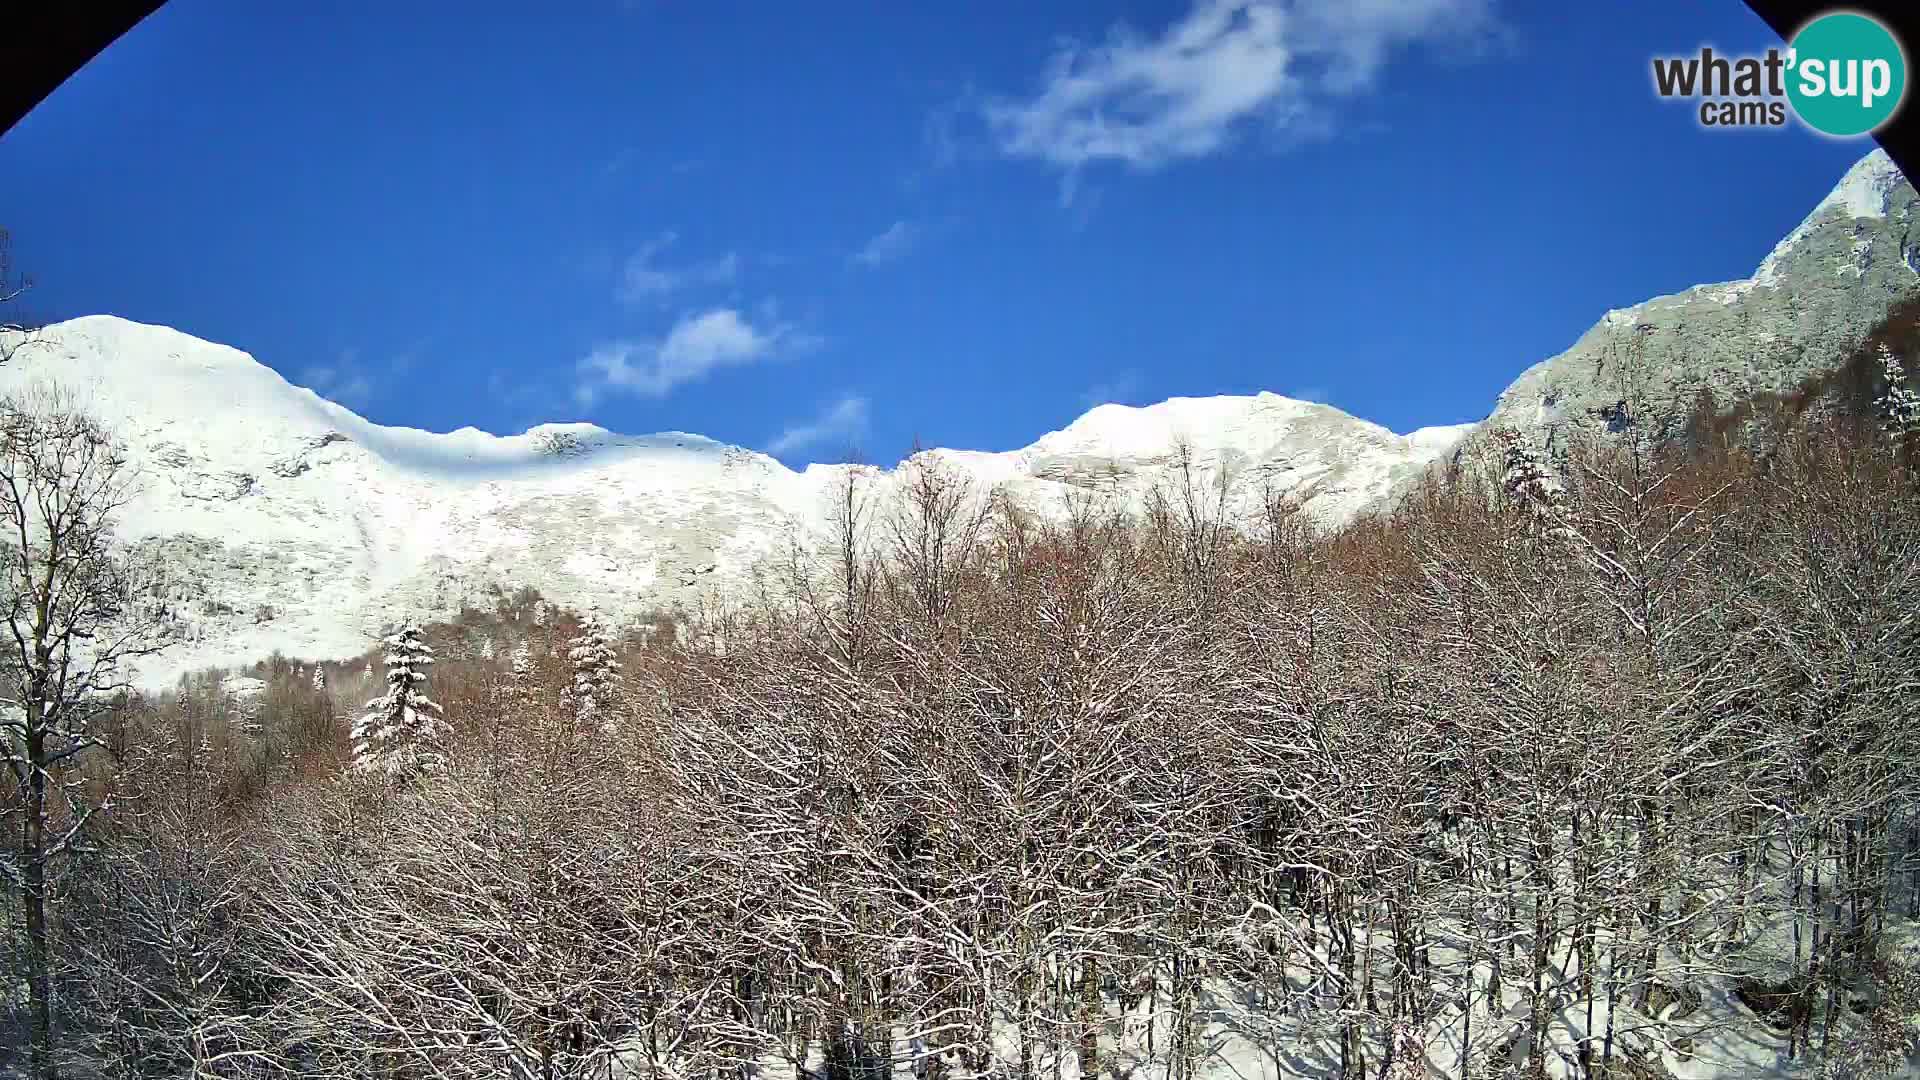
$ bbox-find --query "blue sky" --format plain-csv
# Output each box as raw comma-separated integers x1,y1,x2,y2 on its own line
0,0,1885,466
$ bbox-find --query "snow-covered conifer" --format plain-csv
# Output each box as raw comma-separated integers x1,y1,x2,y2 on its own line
563,616,622,734
311,665,325,694
1496,428,1573,541
492,640,534,715
351,624,445,777
1500,430,1560,508
1874,342,1920,439
236,697,262,739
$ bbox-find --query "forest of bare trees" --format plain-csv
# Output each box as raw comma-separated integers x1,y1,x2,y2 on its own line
3,352,1920,1080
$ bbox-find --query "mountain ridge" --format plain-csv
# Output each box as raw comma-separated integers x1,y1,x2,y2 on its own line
0,315,1466,687
1473,149,1918,460
4,148,1916,688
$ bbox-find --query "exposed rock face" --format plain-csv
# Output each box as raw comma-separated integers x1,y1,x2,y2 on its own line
1479,150,1918,457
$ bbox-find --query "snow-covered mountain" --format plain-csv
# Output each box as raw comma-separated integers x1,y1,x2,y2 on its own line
0,316,1466,686
3,148,1913,688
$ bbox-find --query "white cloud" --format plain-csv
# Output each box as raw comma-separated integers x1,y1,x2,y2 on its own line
852,220,920,267
619,231,740,304
768,395,871,457
925,104,964,168
985,0,1494,179
302,349,376,408
576,308,812,404
1080,371,1143,410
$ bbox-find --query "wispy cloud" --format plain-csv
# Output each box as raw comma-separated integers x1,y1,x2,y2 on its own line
768,395,871,457
576,308,816,406
598,146,639,182
487,369,559,409
484,370,573,431
985,0,1496,191
852,220,921,267
618,231,740,304
302,348,376,408
1065,183,1106,230
1080,370,1143,410
925,104,964,169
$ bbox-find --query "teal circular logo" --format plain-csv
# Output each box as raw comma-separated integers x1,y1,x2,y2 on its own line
1787,12,1907,136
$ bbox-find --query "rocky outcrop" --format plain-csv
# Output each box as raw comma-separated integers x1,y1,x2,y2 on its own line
1479,149,1917,458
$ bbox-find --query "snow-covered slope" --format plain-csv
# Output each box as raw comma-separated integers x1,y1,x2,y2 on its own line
10,149,1911,688
0,317,1464,686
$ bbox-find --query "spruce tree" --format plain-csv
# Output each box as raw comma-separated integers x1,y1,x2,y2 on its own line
1874,342,1920,438
351,624,445,777
1496,428,1574,541
564,616,623,735
495,641,535,717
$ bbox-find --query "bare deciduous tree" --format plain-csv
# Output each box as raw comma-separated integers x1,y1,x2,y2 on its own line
0,228,41,366
0,386,171,1079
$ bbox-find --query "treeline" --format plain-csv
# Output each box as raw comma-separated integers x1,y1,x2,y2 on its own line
11,375,1920,1080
